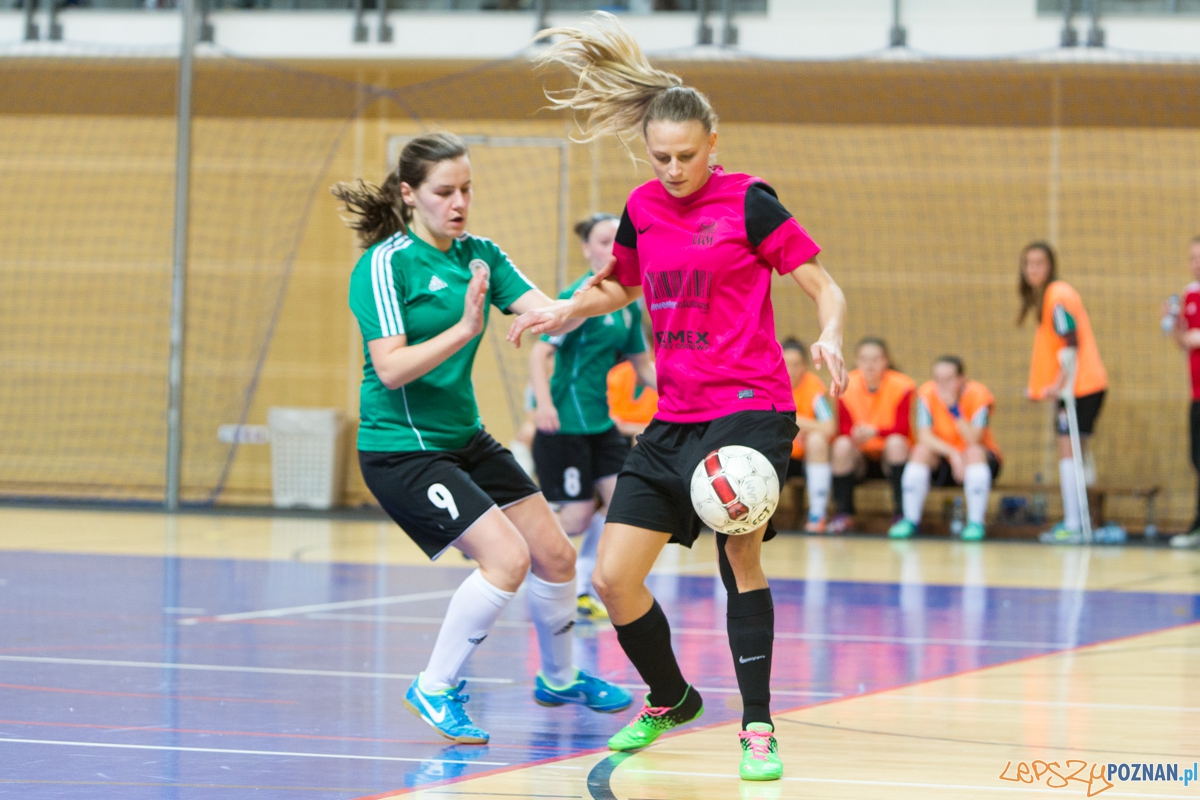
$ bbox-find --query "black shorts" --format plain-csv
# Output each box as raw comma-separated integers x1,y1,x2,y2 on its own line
606,410,799,548
931,450,1003,487
1056,390,1106,436
359,430,540,560
533,426,630,503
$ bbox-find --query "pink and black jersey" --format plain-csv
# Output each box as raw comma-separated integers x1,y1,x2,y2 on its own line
1184,281,1200,401
612,166,821,424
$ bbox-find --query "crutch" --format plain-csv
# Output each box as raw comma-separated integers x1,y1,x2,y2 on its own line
1060,353,1092,544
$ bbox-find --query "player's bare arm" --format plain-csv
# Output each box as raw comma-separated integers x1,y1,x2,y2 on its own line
507,279,642,346
528,338,561,433
367,270,488,390
628,351,657,391
788,256,848,396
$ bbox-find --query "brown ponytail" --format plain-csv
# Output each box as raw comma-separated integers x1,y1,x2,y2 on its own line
331,131,469,249
535,12,717,146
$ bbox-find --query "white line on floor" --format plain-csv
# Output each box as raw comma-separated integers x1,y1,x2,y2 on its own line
616,683,839,698
0,655,511,684
0,737,507,766
179,589,457,624
307,612,532,628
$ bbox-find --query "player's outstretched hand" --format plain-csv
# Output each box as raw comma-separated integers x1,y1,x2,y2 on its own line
458,271,489,339
574,255,616,296
812,339,847,397
507,300,573,348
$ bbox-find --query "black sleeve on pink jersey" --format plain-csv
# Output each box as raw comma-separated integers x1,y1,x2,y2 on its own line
615,205,637,249
744,182,794,248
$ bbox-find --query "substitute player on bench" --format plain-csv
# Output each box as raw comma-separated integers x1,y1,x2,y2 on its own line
888,356,1002,541
1164,235,1200,549
782,338,837,533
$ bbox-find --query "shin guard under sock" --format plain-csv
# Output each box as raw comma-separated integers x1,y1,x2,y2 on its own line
613,599,688,709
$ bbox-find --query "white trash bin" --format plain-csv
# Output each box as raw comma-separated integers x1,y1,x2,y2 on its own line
268,407,345,509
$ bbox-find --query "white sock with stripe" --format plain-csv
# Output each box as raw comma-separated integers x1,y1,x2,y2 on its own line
526,572,577,687
420,569,514,694
964,462,991,526
576,512,604,598
1059,458,1082,531
901,462,931,525
805,462,832,521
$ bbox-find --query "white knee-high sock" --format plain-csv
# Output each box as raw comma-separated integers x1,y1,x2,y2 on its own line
963,462,991,525
526,572,577,687
805,462,832,521
421,569,515,693
901,462,931,524
576,512,604,598
1059,457,1082,530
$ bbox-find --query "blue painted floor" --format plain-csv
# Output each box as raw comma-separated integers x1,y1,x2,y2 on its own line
0,549,1196,798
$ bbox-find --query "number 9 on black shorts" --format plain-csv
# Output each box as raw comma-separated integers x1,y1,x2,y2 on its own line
358,430,540,560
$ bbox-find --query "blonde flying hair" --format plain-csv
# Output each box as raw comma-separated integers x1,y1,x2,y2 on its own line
535,12,718,149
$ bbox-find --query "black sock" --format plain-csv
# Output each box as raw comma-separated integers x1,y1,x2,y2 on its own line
613,599,689,709
887,464,905,516
727,587,774,729
833,474,855,515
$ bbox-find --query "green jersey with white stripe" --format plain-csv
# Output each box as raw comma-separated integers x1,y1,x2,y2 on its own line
349,231,535,452
543,272,647,435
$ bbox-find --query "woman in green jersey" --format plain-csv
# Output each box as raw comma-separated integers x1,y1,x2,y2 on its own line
333,132,631,746
528,213,657,621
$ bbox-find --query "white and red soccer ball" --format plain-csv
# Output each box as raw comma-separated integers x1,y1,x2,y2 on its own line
689,445,780,536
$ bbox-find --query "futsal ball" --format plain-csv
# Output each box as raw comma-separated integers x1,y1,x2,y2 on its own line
689,445,780,536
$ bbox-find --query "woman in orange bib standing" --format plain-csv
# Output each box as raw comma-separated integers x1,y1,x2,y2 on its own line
1019,242,1108,542
829,337,916,533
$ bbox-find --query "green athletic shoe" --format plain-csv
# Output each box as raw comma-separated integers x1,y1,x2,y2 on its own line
961,522,985,541
739,722,783,781
607,685,703,751
1038,523,1085,545
887,519,916,539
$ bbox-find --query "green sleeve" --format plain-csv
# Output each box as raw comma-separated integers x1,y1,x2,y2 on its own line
622,302,647,355
483,239,537,313
1052,303,1076,337
349,255,403,342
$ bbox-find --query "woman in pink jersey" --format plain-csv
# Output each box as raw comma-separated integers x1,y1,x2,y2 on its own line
507,13,847,782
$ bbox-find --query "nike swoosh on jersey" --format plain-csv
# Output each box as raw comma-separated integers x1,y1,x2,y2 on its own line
637,223,653,234
416,689,448,723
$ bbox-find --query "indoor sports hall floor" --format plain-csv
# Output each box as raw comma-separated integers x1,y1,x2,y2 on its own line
1,507,1198,799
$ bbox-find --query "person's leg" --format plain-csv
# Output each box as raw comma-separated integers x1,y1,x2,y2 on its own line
414,507,528,714
594,522,703,747
883,434,911,518
1191,400,1200,532
1057,432,1082,531
716,528,771,727
830,435,860,517
577,475,618,602
719,528,785,781
804,431,832,526
962,445,992,527
900,444,938,525
502,494,580,687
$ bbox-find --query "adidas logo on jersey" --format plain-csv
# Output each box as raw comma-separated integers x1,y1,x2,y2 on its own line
428,275,449,292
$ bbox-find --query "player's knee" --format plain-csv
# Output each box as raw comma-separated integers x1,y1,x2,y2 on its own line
910,443,935,466
557,502,593,537
831,435,855,470
884,434,910,463
483,545,530,592
964,445,988,465
591,561,619,603
805,430,830,460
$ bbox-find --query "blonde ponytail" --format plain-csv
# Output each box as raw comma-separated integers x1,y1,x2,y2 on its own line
535,12,716,145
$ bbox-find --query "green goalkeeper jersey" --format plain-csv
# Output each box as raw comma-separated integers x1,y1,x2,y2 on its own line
349,231,535,452
542,271,647,435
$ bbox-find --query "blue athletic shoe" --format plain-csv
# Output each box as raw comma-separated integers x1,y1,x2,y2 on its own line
403,675,489,744
534,669,633,713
